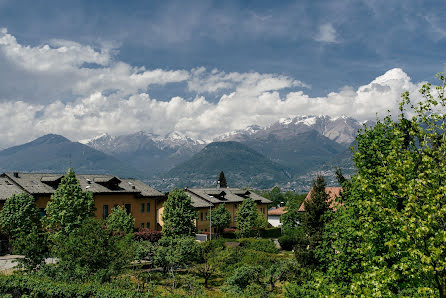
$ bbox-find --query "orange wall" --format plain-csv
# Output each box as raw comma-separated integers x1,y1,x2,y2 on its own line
34,194,160,229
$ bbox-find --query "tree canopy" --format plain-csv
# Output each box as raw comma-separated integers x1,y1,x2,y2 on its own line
236,197,258,238
162,188,197,238
105,205,135,234
218,171,227,188
208,204,231,235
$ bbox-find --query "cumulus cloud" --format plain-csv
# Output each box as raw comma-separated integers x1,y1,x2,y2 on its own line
0,29,427,148
315,23,337,43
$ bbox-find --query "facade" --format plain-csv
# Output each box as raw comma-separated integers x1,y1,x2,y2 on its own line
170,188,272,233
267,206,286,227
0,172,165,229
298,187,342,212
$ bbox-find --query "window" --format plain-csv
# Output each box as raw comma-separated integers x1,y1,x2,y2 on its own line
234,204,237,209
205,212,208,220
103,205,109,219
124,204,131,214
147,202,150,212
141,203,145,213
113,204,118,210
200,212,203,221
140,223,144,228
146,222,150,229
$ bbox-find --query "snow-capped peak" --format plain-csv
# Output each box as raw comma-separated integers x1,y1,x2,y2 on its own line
78,133,111,144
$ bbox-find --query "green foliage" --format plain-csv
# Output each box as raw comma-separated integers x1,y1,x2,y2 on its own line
49,218,135,282
238,238,278,254
208,203,231,234
105,205,135,234
278,231,298,251
259,227,281,238
263,186,285,207
218,171,228,188
255,211,269,230
162,188,197,237
236,197,258,238
281,193,305,232
317,71,446,296
0,193,47,270
0,274,153,297
154,236,201,273
294,175,330,269
225,265,263,291
44,168,95,237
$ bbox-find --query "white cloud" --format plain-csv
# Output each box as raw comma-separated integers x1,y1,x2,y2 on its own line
315,23,337,43
0,29,427,148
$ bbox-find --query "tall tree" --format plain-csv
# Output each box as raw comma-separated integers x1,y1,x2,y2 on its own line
0,193,47,270
218,171,227,188
105,206,135,234
236,197,258,238
208,204,231,235
44,168,95,237
294,175,330,268
162,188,197,238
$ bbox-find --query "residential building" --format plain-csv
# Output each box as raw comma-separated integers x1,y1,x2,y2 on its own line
298,187,342,211
267,206,286,227
0,172,165,229
157,188,272,233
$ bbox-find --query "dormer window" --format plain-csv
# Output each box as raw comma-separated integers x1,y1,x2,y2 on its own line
41,176,64,189
94,177,123,191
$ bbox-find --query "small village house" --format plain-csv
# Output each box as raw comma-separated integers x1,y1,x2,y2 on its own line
267,206,286,227
298,187,342,211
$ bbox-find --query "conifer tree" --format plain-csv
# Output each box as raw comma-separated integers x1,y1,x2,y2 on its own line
294,175,330,268
44,168,95,237
162,188,197,237
218,171,227,188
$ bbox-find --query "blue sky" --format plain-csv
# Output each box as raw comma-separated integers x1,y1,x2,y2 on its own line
0,0,444,146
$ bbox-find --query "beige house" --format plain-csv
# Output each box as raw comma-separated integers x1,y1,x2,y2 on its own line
157,188,271,233
0,172,165,230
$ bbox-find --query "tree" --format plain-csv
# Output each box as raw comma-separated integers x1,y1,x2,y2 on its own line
0,193,46,270
281,193,304,232
162,188,197,238
236,198,258,238
105,205,135,234
294,175,330,268
50,218,135,282
218,171,227,188
208,204,231,235
264,186,285,207
319,71,446,296
44,168,95,237
194,241,225,288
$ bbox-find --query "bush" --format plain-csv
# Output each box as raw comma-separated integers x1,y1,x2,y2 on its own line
238,238,278,253
226,265,263,290
259,227,281,238
134,228,162,243
222,228,237,239
0,274,153,297
278,232,297,251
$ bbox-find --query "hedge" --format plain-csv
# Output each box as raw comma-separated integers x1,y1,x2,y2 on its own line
278,233,297,251
259,227,281,238
0,274,154,297
238,238,278,253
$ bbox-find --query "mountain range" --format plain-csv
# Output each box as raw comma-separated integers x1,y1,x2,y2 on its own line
0,115,370,191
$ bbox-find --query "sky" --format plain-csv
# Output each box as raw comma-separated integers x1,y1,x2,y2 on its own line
0,0,445,147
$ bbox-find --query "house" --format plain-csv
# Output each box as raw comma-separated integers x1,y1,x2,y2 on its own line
267,206,287,227
157,188,272,233
298,187,342,212
0,172,165,229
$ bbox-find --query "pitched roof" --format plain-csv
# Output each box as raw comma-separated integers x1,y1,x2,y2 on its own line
185,188,271,208
298,187,342,212
268,206,287,216
0,175,25,201
0,172,164,200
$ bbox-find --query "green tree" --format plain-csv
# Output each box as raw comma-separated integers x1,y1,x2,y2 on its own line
264,186,285,207
294,175,330,269
208,204,231,235
162,188,197,238
44,168,95,237
105,205,135,234
236,198,258,238
50,218,135,282
0,193,46,270
319,71,446,297
281,193,305,232
218,171,227,188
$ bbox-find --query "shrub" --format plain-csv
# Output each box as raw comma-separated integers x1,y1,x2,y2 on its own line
259,227,281,238
222,228,237,239
134,228,162,243
226,265,263,290
238,238,278,253
278,232,297,251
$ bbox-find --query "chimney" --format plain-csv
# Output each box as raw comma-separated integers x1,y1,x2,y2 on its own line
217,181,220,190
13,172,19,178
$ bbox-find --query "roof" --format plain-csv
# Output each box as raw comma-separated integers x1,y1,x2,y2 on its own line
185,187,272,208
0,172,164,200
0,176,25,201
268,206,287,216
298,187,342,212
